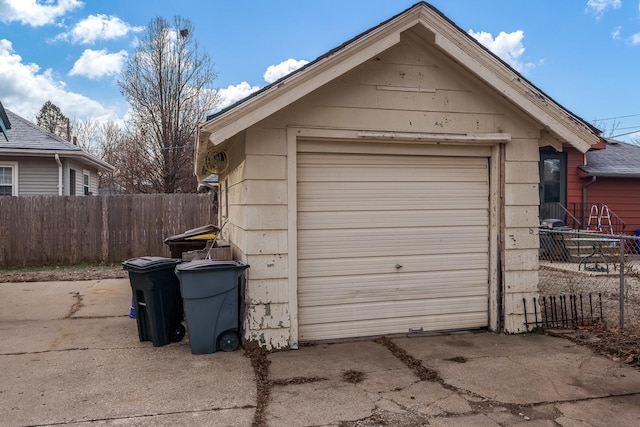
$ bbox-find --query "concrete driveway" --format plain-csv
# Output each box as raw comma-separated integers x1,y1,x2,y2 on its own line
1,278,639,426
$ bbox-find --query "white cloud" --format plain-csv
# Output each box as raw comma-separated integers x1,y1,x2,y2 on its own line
263,58,309,83
586,0,622,16
0,0,83,27
612,26,622,39
216,82,261,111
468,29,536,73
57,14,144,45
0,38,115,121
632,33,640,44
69,49,127,79
214,58,309,112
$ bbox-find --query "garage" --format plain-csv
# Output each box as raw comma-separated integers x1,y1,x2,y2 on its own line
194,3,602,349
296,146,490,341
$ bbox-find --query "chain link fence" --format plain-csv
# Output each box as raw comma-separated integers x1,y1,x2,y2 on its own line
538,228,640,329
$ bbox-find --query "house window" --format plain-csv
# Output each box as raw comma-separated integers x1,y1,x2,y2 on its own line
69,169,76,195
0,163,18,196
83,171,90,195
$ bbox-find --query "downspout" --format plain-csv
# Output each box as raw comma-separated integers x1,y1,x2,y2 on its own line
55,154,63,196
582,176,596,228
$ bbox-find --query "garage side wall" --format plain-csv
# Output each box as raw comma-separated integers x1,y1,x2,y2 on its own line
503,139,540,332
231,31,543,348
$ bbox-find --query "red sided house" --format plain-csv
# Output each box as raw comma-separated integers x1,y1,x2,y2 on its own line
540,138,640,235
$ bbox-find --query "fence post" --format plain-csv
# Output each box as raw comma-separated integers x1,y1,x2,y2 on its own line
101,196,109,263
619,235,625,328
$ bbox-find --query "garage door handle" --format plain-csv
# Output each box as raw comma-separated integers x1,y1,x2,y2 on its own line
395,264,403,269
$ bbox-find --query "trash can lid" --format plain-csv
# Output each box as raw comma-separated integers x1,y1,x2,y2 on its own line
164,224,219,243
175,259,248,272
122,256,182,272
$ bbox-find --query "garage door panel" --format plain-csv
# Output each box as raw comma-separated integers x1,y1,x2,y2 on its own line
297,151,489,340
299,296,487,325
298,227,488,259
299,198,488,212
298,181,487,195
299,312,488,341
297,152,487,168
298,209,488,229
298,165,488,183
299,253,488,278
298,270,488,306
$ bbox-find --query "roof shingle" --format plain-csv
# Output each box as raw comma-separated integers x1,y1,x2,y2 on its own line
581,139,640,177
0,109,82,151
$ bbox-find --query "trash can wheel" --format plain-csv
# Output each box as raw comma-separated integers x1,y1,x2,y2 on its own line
171,324,186,343
218,331,239,352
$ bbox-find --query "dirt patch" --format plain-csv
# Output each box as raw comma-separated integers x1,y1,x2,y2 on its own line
0,265,127,283
342,369,366,384
551,325,640,368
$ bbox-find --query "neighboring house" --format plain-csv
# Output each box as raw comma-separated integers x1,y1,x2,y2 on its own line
194,2,601,350
0,103,114,196
540,138,640,235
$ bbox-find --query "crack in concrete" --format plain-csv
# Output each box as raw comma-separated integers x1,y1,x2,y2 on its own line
0,344,193,356
370,336,640,426
23,405,258,426
65,292,84,318
65,315,130,320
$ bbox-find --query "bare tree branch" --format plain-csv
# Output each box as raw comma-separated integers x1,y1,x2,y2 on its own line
117,15,219,193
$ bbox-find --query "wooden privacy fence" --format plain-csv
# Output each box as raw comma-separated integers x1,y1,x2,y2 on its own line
0,194,217,268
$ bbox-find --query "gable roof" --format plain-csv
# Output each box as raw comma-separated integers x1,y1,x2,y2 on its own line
580,139,640,178
198,2,600,154
0,109,114,172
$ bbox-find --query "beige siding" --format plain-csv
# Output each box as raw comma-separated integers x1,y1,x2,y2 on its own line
503,138,540,332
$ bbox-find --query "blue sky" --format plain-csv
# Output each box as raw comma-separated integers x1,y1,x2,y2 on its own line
1,0,640,141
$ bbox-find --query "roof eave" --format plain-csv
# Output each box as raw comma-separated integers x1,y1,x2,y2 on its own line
0,148,115,172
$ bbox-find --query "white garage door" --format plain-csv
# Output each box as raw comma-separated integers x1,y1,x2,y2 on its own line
297,151,489,341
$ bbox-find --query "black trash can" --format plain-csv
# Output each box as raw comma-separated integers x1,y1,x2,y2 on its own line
122,257,185,347
175,260,249,355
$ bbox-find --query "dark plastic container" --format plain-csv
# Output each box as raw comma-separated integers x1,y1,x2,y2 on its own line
122,256,185,347
164,224,219,259
175,260,249,355
635,228,640,254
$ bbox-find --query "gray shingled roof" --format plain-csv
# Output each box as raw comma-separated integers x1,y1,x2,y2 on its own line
0,109,82,151
580,139,640,178
0,108,114,172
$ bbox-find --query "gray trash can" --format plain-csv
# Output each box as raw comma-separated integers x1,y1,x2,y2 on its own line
175,260,249,354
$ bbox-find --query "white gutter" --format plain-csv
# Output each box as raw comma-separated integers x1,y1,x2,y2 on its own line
55,154,63,196
1,149,115,172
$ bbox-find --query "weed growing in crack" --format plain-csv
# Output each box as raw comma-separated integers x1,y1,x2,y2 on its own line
373,336,439,381
244,347,270,427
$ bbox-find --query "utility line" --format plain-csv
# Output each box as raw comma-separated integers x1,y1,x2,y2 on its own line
595,113,640,121
610,125,640,131
610,129,640,138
